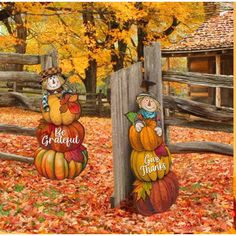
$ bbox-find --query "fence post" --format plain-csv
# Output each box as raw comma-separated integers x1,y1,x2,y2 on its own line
110,62,143,207
144,43,164,137
97,89,103,116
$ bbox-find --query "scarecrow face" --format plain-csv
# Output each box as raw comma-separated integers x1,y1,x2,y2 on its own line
140,96,158,112
46,75,62,91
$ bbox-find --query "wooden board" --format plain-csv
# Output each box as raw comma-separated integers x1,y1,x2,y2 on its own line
163,70,233,88
110,62,143,207
0,52,40,65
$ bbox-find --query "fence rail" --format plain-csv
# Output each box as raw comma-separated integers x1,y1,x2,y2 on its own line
163,70,233,88
0,52,41,65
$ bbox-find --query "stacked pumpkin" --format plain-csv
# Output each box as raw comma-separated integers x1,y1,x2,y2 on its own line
128,117,179,216
34,94,88,180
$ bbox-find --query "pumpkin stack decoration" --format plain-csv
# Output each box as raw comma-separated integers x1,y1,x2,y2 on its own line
34,67,88,180
126,92,179,216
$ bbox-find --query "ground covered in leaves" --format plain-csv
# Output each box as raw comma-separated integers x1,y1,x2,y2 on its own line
0,107,233,233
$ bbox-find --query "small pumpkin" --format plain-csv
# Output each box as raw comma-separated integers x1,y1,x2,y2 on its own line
42,94,81,126
34,146,88,180
36,120,85,152
133,171,179,216
130,149,171,181
129,119,163,151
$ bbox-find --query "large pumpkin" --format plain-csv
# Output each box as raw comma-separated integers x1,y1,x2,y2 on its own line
34,146,88,180
42,94,81,126
36,120,85,152
129,119,163,151
130,149,171,181
133,171,179,216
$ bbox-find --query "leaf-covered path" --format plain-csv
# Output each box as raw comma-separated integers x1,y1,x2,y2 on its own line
0,107,233,233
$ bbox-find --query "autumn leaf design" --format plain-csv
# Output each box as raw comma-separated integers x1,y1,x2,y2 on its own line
133,180,152,201
59,94,81,114
125,112,137,125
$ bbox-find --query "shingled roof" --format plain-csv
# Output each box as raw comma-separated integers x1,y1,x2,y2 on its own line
162,8,233,53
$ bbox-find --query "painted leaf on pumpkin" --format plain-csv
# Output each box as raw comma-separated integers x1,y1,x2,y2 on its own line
69,94,78,102
68,102,81,114
133,180,152,201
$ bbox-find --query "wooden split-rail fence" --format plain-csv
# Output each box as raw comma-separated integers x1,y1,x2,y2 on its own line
0,43,233,208
0,51,108,115
110,43,233,207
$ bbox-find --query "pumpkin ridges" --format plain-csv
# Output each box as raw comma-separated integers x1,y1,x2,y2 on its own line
135,195,156,216
129,126,143,151
150,181,162,212
54,152,65,180
70,121,85,144
163,173,177,205
35,149,47,176
41,150,53,178
157,159,165,179
45,151,56,179
147,153,158,181
63,159,69,178
68,160,76,179
136,152,150,182
167,172,179,204
82,151,88,170
162,156,170,175
75,162,83,176
131,150,141,180
160,178,172,211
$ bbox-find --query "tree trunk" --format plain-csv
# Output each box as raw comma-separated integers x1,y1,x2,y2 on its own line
136,2,149,61
83,58,97,93
82,3,98,95
111,40,128,71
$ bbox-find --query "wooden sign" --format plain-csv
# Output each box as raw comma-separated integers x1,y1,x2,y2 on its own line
126,92,179,216
34,67,88,180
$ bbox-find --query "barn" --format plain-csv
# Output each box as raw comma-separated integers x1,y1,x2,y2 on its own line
162,2,233,108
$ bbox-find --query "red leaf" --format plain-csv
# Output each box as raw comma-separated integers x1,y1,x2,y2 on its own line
68,102,81,114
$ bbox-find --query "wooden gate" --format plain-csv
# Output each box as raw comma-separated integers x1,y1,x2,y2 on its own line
110,42,233,207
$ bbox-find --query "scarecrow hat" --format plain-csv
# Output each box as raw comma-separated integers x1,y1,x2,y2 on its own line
39,67,62,83
136,92,160,109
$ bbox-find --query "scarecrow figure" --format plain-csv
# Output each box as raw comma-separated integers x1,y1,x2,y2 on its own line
135,92,162,136
39,67,72,112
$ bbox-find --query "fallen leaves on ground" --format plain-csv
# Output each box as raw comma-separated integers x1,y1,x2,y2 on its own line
0,107,233,233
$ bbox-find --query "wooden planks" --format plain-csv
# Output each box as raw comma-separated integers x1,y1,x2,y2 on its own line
169,142,233,156
0,124,36,136
163,95,233,122
0,71,39,82
0,92,40,111
162,70,233,88
144,43,164,131
0,52,40,65
165,117,233,133
110,62,143,207
0,152,34,164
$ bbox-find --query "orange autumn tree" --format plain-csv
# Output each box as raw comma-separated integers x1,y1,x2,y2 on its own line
0,2,204,93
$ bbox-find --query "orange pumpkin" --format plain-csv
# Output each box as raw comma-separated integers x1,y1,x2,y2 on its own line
34,146,88,180
129,119,163,151
133,171,179,216
42,94,81,126
36,120,85,152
